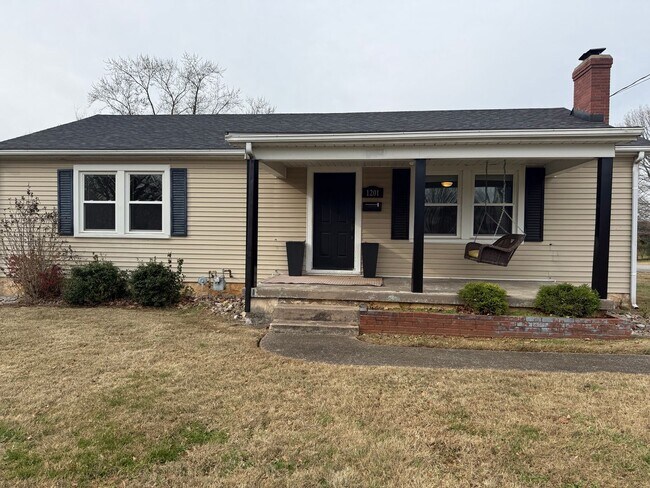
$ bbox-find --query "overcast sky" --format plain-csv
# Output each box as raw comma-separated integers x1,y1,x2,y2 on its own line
1,0,650,141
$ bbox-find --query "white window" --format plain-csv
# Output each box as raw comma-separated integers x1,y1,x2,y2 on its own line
424,175,459,236
82,174,116,231
74,165,170,238
473,174,514,235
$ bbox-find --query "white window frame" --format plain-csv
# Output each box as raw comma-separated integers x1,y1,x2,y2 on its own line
471,173,515,237
423,173,461,238
73,164,171,238
409,163,525,243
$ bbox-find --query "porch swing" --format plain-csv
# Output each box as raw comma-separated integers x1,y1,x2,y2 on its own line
463,161,525,266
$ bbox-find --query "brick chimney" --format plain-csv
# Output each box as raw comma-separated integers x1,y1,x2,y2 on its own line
572,48,613,123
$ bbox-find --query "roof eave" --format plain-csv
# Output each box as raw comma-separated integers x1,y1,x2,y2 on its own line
225,127,643,146
0,149,246,159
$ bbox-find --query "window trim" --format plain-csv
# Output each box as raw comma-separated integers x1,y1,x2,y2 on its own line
409,164,525,243
423,173,461,238
73,164,171,238
81,172,117,232
472,173,515,236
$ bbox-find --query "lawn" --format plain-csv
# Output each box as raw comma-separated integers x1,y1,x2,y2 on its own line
637,271,650,317
1,307,649,487
360,334,650,355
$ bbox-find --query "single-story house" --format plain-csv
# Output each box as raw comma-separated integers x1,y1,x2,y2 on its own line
0,48,648,318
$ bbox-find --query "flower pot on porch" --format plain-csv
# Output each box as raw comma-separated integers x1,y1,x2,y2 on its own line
362,243,379,278
286,241,305,276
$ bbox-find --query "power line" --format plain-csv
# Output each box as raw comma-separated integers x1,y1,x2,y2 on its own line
611,72,650,98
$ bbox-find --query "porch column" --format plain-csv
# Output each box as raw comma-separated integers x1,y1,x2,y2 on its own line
411,159,426,293
591,157,613,298
244,158,259,312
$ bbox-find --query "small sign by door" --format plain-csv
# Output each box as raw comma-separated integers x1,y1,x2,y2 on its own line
363,186,383,198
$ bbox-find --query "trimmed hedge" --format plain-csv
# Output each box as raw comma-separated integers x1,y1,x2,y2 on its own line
130,256,184,307
534,283,600,318
458,282,509,315
63,258,128,305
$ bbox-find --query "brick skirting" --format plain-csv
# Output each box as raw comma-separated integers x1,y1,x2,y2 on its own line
359,311,632,339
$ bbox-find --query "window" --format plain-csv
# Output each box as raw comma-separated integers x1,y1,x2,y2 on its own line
424,175,458,235
75,165,170,237
473,174,513,235
83,174,116,230
129,174,163,232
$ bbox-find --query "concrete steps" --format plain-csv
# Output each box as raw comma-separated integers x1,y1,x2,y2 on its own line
269,303,360,336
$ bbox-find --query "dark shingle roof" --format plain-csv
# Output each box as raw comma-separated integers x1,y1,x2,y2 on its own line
619,136,650,147
0,108,617,151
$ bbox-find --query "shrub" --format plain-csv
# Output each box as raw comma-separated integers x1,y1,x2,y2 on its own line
458,282,509,315
37,265,65,300
63,257,129,306
0,189,75,301
130,255,184,307
534,283,600,318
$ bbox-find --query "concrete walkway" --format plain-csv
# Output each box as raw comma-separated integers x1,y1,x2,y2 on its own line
260,334,650,374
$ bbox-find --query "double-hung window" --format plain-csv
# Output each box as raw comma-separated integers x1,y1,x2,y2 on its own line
473,174,514,235
128,174,164,232
76,165,170,237
83,174,117,230
424,175,459,236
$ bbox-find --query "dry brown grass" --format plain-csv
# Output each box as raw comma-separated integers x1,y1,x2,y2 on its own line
360,334,650,355
1,306,649,487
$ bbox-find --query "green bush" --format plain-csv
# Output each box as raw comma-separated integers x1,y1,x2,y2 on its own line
130,255,184,307
458,282,509,315
534,283,600,318
63,257,128,305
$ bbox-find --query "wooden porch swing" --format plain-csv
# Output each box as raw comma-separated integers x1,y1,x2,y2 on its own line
464,161,525,266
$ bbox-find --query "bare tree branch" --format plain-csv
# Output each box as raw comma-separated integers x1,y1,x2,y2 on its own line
244,96,276,114
88,53,271,115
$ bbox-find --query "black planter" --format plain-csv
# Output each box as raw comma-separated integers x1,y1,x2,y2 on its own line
362,243,379,278
286,241,305,276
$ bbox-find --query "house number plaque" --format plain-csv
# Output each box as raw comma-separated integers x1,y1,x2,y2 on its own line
363,186,384,198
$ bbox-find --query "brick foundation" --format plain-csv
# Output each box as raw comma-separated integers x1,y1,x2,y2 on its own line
360,310,631,339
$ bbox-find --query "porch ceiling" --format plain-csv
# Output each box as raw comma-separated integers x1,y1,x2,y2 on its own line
271,157,593,168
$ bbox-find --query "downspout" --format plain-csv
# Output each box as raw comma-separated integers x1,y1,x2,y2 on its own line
630,151,644,308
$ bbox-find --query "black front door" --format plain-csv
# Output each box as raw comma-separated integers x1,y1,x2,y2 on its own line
313,172,356,270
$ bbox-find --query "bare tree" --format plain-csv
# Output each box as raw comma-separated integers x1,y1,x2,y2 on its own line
623,105,650,221
88,53,275,115
244,96,276,115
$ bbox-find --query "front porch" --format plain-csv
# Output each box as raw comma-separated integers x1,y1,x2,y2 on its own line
252,275,616,312
235,132,631,313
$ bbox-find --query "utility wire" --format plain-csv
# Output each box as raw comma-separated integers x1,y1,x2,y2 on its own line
610,72,650,98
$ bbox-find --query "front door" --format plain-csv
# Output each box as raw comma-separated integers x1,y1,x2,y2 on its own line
313,172,356,270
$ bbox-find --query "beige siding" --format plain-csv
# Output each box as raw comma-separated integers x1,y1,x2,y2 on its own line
258,167,307,278
361,159,633,295
0,160,249,282
0,157,633,295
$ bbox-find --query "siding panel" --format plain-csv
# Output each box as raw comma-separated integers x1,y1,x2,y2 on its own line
0,157,633,295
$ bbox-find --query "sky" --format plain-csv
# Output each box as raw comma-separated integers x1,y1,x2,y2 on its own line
1,0,650,141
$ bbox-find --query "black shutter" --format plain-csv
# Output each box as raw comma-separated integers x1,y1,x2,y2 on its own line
170,168,188,237
57,169,73,236
524,167,545,242
391,168,411,240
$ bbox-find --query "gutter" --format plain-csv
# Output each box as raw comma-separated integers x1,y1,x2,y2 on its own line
631,151,645,308
225,127,643,145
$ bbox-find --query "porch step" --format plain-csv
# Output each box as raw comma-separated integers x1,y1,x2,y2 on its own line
269,303,360,336
273,303,360,323
269,320,359,336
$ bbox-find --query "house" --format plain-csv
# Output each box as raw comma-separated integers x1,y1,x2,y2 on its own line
0,48,648,321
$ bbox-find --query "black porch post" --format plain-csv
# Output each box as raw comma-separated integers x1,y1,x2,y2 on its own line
591,157,613,298
411,159,426,293
244,158,259,313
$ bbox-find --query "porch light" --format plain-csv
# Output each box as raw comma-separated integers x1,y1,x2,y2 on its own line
440,181,454,188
